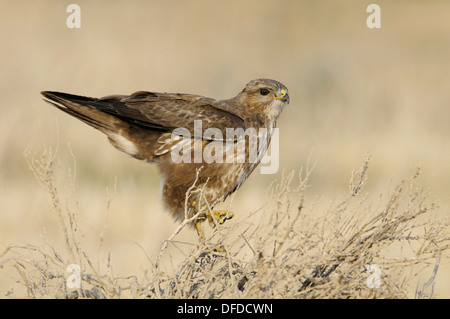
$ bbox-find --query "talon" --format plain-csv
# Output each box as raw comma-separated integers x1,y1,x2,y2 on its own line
223,210,234,223
195,210,234,239
214,210,234,224
205,210,234,226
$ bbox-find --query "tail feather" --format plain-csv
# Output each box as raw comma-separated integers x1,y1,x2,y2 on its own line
41,91,159,161
41,91,117,133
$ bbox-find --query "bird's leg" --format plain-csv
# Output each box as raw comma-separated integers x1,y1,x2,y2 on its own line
191,200,234,242
195,220,205,240
191,200,205,240
195,219,226,252
191,202,230,252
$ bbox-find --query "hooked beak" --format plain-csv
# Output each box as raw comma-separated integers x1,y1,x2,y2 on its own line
268,88,289,103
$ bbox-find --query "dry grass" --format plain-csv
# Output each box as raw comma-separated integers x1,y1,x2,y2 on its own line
1,150,448,299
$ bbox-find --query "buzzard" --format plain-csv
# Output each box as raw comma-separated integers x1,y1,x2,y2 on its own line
42,79,289,239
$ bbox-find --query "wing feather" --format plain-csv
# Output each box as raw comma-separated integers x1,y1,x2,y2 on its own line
121,92,244,138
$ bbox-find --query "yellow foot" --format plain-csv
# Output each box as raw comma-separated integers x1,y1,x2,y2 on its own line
206,210,234,227
192,200,234,240
190,200,234,226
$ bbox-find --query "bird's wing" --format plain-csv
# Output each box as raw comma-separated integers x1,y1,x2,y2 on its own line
121,91,244,137
45,91,244,141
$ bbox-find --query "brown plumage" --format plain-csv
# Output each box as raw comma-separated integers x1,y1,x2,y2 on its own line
42,79,289,238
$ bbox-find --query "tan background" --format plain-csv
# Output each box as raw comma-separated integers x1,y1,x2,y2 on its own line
0,0,449,297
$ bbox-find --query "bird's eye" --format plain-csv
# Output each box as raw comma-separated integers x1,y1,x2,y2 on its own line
259,88,270,96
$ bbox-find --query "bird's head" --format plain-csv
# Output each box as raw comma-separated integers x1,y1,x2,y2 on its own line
238,78,289,122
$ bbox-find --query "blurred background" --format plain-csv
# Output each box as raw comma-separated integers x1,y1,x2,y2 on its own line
0,0,449,297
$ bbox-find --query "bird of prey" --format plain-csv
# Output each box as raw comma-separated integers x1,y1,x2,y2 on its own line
42,79,289,239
